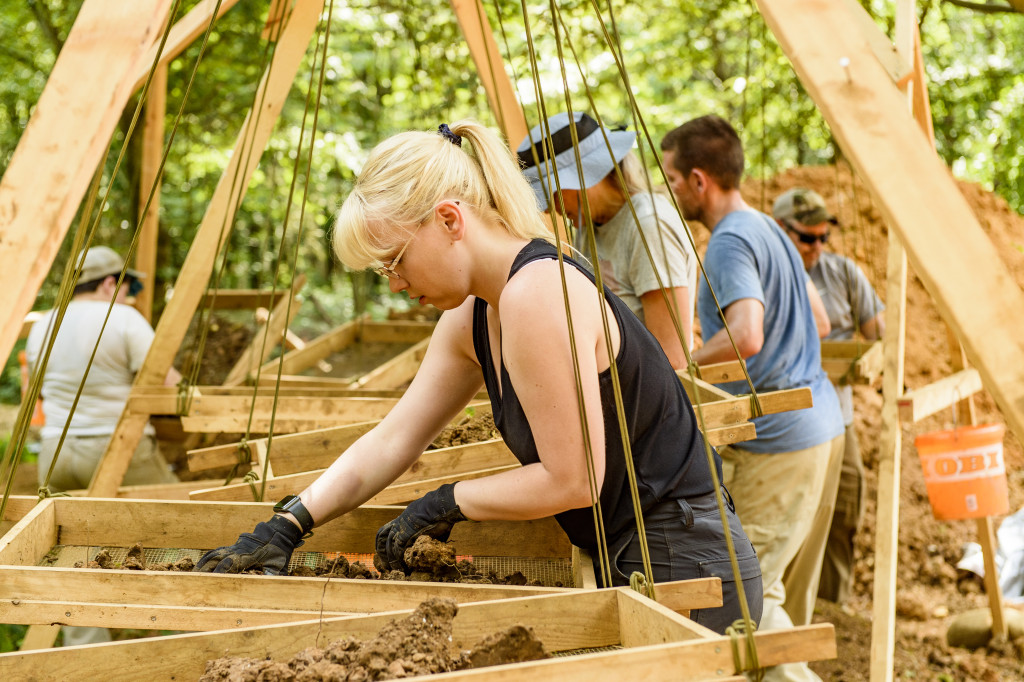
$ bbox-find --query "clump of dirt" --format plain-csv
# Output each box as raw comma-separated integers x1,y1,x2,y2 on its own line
199,598,547,681
741,165,1024,680
431,412,499,449
73,543,195,572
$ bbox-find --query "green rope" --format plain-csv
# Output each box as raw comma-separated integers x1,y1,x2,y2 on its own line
37,487,71,500
726,618,764,681
628,571,654,600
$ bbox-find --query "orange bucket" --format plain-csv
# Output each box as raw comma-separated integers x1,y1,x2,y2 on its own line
915,424,1008,520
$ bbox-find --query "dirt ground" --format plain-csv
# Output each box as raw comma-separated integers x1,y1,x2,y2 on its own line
741,165,1024,681
200,598,547,681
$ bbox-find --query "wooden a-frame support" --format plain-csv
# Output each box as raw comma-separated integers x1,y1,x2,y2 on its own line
756,0,1021,678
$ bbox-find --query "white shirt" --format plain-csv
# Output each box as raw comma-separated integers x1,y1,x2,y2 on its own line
26,301,155,439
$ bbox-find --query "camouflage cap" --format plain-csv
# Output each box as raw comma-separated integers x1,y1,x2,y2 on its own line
772,188,837,226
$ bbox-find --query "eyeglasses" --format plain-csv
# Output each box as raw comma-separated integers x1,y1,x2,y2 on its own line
785,222,829,245
373,223,424,279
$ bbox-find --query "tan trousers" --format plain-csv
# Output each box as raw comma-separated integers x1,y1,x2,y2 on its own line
815,423,865,603
720,433,845,682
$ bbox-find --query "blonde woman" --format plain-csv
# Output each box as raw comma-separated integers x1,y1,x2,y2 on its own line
196,121,761,634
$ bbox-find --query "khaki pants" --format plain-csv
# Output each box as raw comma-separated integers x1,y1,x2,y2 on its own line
38,433,178,492
719,433,845,682
816,423,865,603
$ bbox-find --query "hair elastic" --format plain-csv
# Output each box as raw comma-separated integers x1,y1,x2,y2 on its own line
438,123,462,147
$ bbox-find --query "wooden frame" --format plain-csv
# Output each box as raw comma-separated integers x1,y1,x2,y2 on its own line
821,339,883,385
0,498,603,633
0,584,835,680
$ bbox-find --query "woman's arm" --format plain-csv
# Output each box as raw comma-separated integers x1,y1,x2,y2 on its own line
295,302,484,526
454,261,612,521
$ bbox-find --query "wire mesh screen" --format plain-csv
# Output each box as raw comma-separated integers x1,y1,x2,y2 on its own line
41,545,577,587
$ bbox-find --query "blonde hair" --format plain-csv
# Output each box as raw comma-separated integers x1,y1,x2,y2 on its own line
613,151,653,197
333,120,553,270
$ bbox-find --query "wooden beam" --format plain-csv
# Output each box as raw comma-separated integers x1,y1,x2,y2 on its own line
897,368,983,423
260,317,363,375
677,360,746,384
90,0,326,497
185,402,493,473
757,0,1024,477
222,274,306,386
199,288,288,310
349,336,430,389
0,566,560,631
359,320,436,344
135,59,166,322
0,498,57,565
822,339,883,385
0,0,175,364
449,0,528,146
130,0,242,92
0,588,835,680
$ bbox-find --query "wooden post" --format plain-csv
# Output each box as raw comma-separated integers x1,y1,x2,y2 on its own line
87,0,326,497
222,274,306,387
449,0,527,146
136,62,167,322
0,0,175,364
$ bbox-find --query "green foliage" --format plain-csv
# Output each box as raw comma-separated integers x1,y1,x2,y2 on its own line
0,0,1020,330
0,623,29,653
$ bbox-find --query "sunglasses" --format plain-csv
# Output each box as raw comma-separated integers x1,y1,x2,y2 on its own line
785,222,829,245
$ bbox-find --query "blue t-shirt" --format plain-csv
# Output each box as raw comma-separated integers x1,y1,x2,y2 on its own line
697,209,843,453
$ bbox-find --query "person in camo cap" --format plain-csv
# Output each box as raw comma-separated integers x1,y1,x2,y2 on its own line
774,187,885,605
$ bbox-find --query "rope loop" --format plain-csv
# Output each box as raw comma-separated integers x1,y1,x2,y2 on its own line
37,487,70,500
222,439,253,486
175,381,191,417
726,618,764,681
628,571,655,599
244,470,261,502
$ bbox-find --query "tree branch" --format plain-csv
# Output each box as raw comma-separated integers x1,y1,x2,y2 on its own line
942,0,1022,14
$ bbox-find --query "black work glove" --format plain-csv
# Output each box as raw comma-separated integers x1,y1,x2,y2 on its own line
375,483,467,572
193,515,304,575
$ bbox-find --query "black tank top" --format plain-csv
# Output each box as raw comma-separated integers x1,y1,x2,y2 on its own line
471,240,722,550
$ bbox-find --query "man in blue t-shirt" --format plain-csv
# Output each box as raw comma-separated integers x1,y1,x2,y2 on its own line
662,116,844,682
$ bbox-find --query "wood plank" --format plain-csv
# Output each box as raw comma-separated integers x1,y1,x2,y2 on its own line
189,438,518,501
135,58,166,322
449,0,528,146
694,387,813,430
91,0,326,497
359,320,436,344
17,624,60,651
677,360,746,384
130,0,242,91
704,422,757,447
0,567,560,631
652,577,723,616
758,0,1024,490
897,368,983,423
34,498,571,558
260,317,363,375
0,0,175,363
223,274,305,386
134,394,402,420
616,588,715,648
349,336,430,389
185,402,493,473
0,590,624,680
0,498,56,566
200,288,287,310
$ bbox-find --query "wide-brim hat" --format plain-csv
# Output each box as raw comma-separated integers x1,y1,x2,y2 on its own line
75,246,145,286
517,112,636,212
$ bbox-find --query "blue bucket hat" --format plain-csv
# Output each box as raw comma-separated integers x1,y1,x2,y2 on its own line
517,112,636,212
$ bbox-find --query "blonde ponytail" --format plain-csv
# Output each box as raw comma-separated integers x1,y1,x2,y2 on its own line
333,120,552,271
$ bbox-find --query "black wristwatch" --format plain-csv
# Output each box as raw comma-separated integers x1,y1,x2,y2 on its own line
273,494,315,536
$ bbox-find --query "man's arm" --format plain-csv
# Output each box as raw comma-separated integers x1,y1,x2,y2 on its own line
692,298,764,364
859,312,885,341
640,286,692,368
807,280,831,339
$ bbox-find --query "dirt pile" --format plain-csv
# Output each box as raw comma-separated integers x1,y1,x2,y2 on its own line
199,598,547,681
743,165,1024,680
